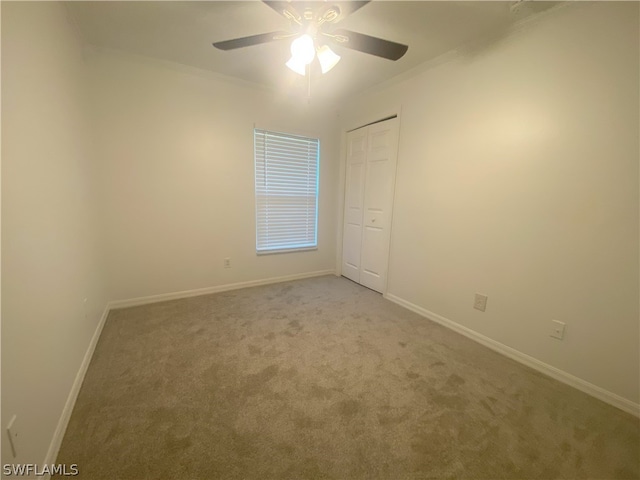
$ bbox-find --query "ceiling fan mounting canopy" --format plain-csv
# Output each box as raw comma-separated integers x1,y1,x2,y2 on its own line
212,1,409,63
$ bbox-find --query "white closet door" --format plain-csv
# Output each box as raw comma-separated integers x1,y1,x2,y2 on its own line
342,117,399,293
359,118,398,292
342,128,368,283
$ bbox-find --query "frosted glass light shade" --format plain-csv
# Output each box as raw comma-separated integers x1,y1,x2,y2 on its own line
290,34,315,65
286,56,307,76
317,45,341,73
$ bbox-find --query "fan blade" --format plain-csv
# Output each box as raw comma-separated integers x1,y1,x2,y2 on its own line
328,29,408,60
213,31,291,50
262,1,302,23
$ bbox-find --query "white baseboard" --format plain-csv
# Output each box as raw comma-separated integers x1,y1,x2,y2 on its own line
42,304,111,475
384,293,640,418
109,269,337,309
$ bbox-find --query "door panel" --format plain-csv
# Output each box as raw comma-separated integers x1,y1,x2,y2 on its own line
342,223,362,280
342,128,367,283
345,163,364,224
360,225,385,292
364,160,393,219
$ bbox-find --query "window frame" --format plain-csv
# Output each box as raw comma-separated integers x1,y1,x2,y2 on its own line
253,128,320,255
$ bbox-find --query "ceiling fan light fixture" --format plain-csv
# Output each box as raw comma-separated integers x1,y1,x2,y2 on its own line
290,34,316,65
286,56,307,76
317,45,341,73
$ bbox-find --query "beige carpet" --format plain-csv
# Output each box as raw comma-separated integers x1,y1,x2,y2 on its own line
56,275,639,479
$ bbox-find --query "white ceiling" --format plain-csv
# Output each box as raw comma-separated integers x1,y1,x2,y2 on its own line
66,1,559,102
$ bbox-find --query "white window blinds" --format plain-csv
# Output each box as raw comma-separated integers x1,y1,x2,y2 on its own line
254,129,319,254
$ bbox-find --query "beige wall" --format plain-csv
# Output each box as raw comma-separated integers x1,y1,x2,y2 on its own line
339,2,639,404
86,50,340,302
1,2,109,467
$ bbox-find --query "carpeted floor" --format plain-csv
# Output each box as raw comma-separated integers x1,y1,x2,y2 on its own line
56,275,639,479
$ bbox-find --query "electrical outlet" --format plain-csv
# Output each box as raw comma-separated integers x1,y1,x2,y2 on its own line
7,415,19,458
473,293,488,312
550,320,566,340
223,258,231,268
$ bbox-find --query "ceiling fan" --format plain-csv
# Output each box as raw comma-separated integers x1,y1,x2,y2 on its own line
212,1,409,76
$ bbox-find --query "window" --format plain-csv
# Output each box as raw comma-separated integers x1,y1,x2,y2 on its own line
254,129,319,254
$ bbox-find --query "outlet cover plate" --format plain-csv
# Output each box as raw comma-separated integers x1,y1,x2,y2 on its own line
474,293,488,312
550,320,566,340
7,415,18,458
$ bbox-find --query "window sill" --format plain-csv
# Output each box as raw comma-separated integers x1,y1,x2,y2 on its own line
256,247,318,256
